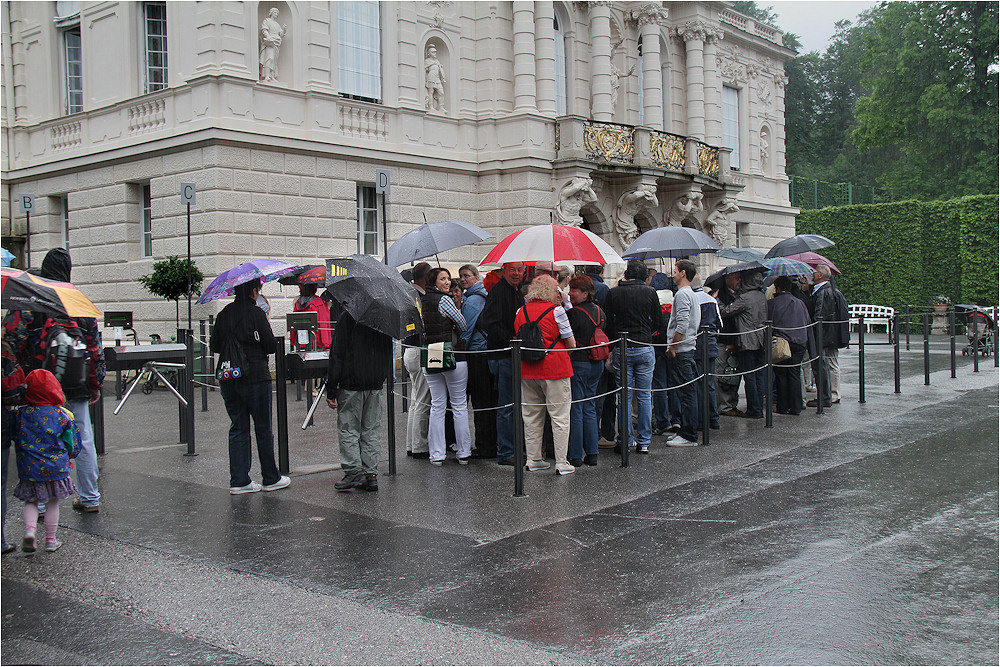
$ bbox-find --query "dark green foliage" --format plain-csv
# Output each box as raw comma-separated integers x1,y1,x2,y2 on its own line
796,196,998,308
138,256,205,327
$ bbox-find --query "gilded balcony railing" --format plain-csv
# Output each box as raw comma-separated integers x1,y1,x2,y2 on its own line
649,131,686,172
583,121,634,165
696,142,720,179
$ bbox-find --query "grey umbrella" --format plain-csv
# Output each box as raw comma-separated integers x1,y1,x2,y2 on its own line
325,255,423,339
717,247,766,262
622,226,721,260
765,234,835,259
386,220,493,268
704,260,769,290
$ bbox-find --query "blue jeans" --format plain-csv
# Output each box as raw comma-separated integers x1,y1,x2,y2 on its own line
66,398,100,506
694,356,719,428
670,350,700,442
612,346,655,447
488,357,514,461
569,359,603,459
738,349,766,418
220,380,280,487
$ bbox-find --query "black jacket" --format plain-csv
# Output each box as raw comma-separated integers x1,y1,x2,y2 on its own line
605,280,663,345
211,295,277,383
326,312,392,393
811,283,850,349
479,277,525,358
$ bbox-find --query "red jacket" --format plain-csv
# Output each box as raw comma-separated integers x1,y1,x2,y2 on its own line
292,296,332,349
513,300,573,380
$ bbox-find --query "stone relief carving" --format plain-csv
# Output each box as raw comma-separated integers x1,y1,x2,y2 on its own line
666,189,705,228
628,3,668,26
703,198,740,246
424,45,447,113
259,8,287,82
615,184,658,248
759,126,771,172
427,1,452,28
554,177,598,227
757,79,773,108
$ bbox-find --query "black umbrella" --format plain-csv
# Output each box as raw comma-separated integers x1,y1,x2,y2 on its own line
325,255,423,339
704,260,769,290
622,226,721,260
765,234,835,259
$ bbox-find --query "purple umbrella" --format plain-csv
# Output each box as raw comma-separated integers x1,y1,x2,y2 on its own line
196,259,300,304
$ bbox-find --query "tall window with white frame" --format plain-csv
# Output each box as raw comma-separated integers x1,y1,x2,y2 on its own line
142,185,153,257
143,2,168,93
722,85,740,170
338,2,382,103
63,27,83,114
357,185,379,255
61,197,71,249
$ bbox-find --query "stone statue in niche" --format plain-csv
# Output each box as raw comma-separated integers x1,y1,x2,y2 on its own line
554,177,598,227
759,127,770,172
665,190,705,227
259,8,287,82
609,40,636,110
703,198,740,246
424,45,447,113
614,184,658,249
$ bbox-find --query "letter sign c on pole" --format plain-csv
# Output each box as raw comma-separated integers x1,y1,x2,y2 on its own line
181,183,196,205
376,169,390,196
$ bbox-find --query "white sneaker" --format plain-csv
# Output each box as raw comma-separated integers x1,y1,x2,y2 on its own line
555,462,576,475
526,460,551,471
263,475,291,492
229,481,262,495
667,436,700,447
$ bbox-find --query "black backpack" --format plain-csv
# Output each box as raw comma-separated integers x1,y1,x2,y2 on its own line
32,316,88,392
216,311,255,382
517,305,559,363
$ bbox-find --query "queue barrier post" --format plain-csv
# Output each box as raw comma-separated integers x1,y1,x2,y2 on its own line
949,308,957,379
699,327,710,445
511,340,526,497
922,312,931,385
387,348,397,477
617,337,629,468
199,319,209,411
858,315,866,403
815,316,825,415
972,309,980,373
893,312,901,394
764,321,773,428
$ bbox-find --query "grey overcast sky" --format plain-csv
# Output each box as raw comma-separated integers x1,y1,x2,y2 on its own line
768,1,878,53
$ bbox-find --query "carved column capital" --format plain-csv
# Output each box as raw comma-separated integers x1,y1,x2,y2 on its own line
629,3,668,27
674,20,719,44
578,0,613,11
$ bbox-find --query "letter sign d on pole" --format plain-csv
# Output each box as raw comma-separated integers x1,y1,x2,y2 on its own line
376,169,390,196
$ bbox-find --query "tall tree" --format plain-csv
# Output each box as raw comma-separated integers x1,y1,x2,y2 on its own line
852,2,999,199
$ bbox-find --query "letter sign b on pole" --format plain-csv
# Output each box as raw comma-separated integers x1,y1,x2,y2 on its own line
18,194,34,213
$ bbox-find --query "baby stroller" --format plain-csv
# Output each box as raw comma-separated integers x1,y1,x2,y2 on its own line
955,305,995,357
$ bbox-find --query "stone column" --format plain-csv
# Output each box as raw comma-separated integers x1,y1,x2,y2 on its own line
703,27,724,145
534,1,557,115
633,4,667,130
676,21,708,141
774,73,789,180
589,1,614,121
512,1,537,112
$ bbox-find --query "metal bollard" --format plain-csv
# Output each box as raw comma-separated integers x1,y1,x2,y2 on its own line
387,352,397,476
923,312,930,385
904,304,911,351
699,327,710,445
815,316,825,414
207,314,216,391
617,337,629,468
764,320,773,428
949,308,956,378
858,315,865,403
512,341,526,497
893,312,901,394
199,319,209,411
972,309,980,373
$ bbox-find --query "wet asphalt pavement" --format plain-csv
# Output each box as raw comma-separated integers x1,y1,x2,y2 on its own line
2,337,998,665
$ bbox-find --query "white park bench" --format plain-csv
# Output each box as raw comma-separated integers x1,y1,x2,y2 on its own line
849,304,895,334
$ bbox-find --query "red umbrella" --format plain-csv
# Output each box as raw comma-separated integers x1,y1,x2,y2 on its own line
277,265,326,285
480,225,623,266
1,267,102,318
786,251,840,275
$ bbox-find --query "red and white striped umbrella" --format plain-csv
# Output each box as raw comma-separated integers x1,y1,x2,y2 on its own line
479,225,623,267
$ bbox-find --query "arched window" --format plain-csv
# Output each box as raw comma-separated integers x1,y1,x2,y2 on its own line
554,11,569,115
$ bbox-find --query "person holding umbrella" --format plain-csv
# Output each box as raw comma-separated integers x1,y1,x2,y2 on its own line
210,277,290,494
717,266,768,420
768,276,814,415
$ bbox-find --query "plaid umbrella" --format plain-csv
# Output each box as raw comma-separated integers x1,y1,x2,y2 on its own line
762,257,813,276
1,267,102,318
196,259,299,304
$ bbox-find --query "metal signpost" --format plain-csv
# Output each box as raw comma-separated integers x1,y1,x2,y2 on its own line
181,183,196,331
375,168,397,476
18,194,33,266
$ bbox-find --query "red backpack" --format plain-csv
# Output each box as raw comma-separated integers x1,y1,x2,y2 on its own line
581,307,610,361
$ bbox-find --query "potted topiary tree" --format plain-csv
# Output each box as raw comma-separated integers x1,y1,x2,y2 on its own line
138,256,205,332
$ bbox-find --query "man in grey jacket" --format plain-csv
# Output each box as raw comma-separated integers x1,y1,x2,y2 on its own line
665,259,701,446
718,268,767,419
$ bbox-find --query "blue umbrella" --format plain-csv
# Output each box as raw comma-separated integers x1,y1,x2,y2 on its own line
1,248,14,267
762,257,813,276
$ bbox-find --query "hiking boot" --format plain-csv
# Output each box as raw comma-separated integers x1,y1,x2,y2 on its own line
334,472,364,491
72,498,99,513
361,473,378,492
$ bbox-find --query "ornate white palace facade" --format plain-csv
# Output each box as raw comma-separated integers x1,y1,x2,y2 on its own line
2,1,796,334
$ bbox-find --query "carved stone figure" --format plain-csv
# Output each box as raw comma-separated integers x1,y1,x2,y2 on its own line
424,45,446,113
614,184,658,249
759,126,770,172
259,8,286,82
610,61,635,109
554,177,598,227
703,198,740,246
666,189,705,227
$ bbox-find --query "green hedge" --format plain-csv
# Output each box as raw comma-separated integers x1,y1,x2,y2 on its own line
796,195,998,309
